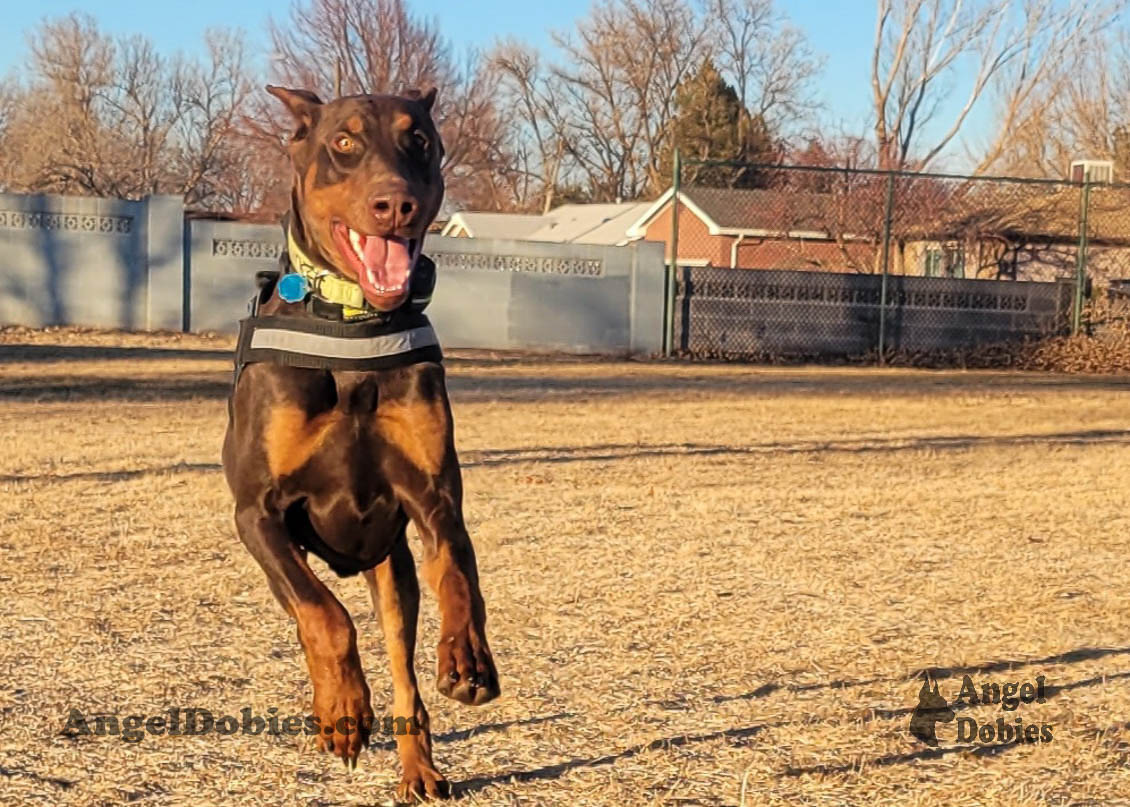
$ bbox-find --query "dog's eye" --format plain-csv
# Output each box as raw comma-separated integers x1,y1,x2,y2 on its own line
332,134,357,153
411,131,430,153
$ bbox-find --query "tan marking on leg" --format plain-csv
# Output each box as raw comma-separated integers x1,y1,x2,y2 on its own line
422,538,499,706
364,545,449,800
375,401,448,476
292,600,373,764
265,405,342,478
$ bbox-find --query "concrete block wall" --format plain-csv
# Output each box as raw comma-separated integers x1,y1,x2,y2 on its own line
0,191,667,355
183,221,667,355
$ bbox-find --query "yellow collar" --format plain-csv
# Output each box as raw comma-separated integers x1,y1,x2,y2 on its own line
286,227,372,319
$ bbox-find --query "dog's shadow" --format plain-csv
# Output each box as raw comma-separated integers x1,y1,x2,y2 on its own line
365,712,573,753
452,722,771,797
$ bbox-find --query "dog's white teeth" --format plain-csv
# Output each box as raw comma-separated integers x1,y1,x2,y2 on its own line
349,229,366,261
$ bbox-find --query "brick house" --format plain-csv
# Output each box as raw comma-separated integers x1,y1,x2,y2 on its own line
624,186,879,272
626,183,1130,282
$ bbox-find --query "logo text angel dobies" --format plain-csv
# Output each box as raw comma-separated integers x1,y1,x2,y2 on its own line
910,674,1053,747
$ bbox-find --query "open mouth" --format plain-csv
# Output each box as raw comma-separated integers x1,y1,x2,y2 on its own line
331,221,420,310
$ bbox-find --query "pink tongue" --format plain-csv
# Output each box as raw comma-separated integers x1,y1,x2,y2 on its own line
360,235,412,289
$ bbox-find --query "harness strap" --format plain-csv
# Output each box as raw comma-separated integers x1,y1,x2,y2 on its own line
234,312,443,375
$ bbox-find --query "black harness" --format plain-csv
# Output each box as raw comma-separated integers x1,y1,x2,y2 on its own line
234,310,443,377
232,252,442,383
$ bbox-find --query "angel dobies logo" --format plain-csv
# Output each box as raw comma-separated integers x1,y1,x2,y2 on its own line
909,674,1053,747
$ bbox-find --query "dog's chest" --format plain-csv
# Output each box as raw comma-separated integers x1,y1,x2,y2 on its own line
263,372,446,488
266,400,404,534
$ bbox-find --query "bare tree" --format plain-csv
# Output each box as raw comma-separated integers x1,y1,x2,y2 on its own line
0,80,22,190
487,0,822,209
708,0,823,139
170,29,256,210
269,0,446,98
492,0,709,205
21,14,123,196
549,0,707,201
989,28,1130,178
2,14,257,210
266,0,508,209
871,0,1123,172
489,42,573,212
1,0,827,214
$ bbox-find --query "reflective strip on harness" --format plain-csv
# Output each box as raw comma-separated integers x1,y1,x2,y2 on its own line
249,323,439,359
233,312,443,376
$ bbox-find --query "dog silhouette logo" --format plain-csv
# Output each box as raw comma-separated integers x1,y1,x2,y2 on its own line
909,675,955,746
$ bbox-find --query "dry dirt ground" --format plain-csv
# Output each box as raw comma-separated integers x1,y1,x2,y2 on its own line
4,328,1130,806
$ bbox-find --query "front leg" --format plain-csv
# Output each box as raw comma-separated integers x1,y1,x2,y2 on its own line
416,507,500,706
376,391,500,707
234,507,374,766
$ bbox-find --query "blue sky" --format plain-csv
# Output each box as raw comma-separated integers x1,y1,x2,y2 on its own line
0,1,920,160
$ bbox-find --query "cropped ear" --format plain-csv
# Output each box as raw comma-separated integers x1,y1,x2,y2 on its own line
266,85,323,140
403,87,438,112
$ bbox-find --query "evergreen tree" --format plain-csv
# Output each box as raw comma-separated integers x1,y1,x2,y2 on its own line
655,59,778,192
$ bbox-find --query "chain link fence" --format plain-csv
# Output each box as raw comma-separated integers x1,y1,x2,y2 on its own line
663,161,1130,361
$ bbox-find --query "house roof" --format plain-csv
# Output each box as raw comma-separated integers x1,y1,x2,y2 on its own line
626,185,864,239
525,202,651,245
960,185,1130,244
628,181,1130,246
442,202,651,245
680,187,829,232
441,212,547,240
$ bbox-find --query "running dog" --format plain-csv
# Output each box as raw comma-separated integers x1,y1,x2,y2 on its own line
222,85,500,802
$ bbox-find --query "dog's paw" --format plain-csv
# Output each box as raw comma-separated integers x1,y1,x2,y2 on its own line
435,626,500,706
397,761,450,802
312,679,374,767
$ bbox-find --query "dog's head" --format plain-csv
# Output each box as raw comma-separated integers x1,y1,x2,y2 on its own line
268,85,444,311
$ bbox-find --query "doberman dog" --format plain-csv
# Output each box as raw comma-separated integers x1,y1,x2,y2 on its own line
222,85,499,801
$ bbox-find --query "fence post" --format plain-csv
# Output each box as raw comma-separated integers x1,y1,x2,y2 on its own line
182,215,192,332
664,148,681,357
1072,171,1092,335
877,171,896,364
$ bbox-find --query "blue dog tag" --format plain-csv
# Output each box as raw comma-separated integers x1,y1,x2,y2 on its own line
277,273,309,303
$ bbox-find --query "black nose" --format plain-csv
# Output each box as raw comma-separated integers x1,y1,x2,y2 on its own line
371,194,418,229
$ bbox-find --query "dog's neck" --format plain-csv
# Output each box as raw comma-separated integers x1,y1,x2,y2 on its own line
286,190,335,273
284,198,375,318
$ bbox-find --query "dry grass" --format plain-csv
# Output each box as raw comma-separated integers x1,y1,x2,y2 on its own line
4,329,1130,806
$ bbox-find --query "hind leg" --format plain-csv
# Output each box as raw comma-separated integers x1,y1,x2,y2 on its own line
364,536,449,801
